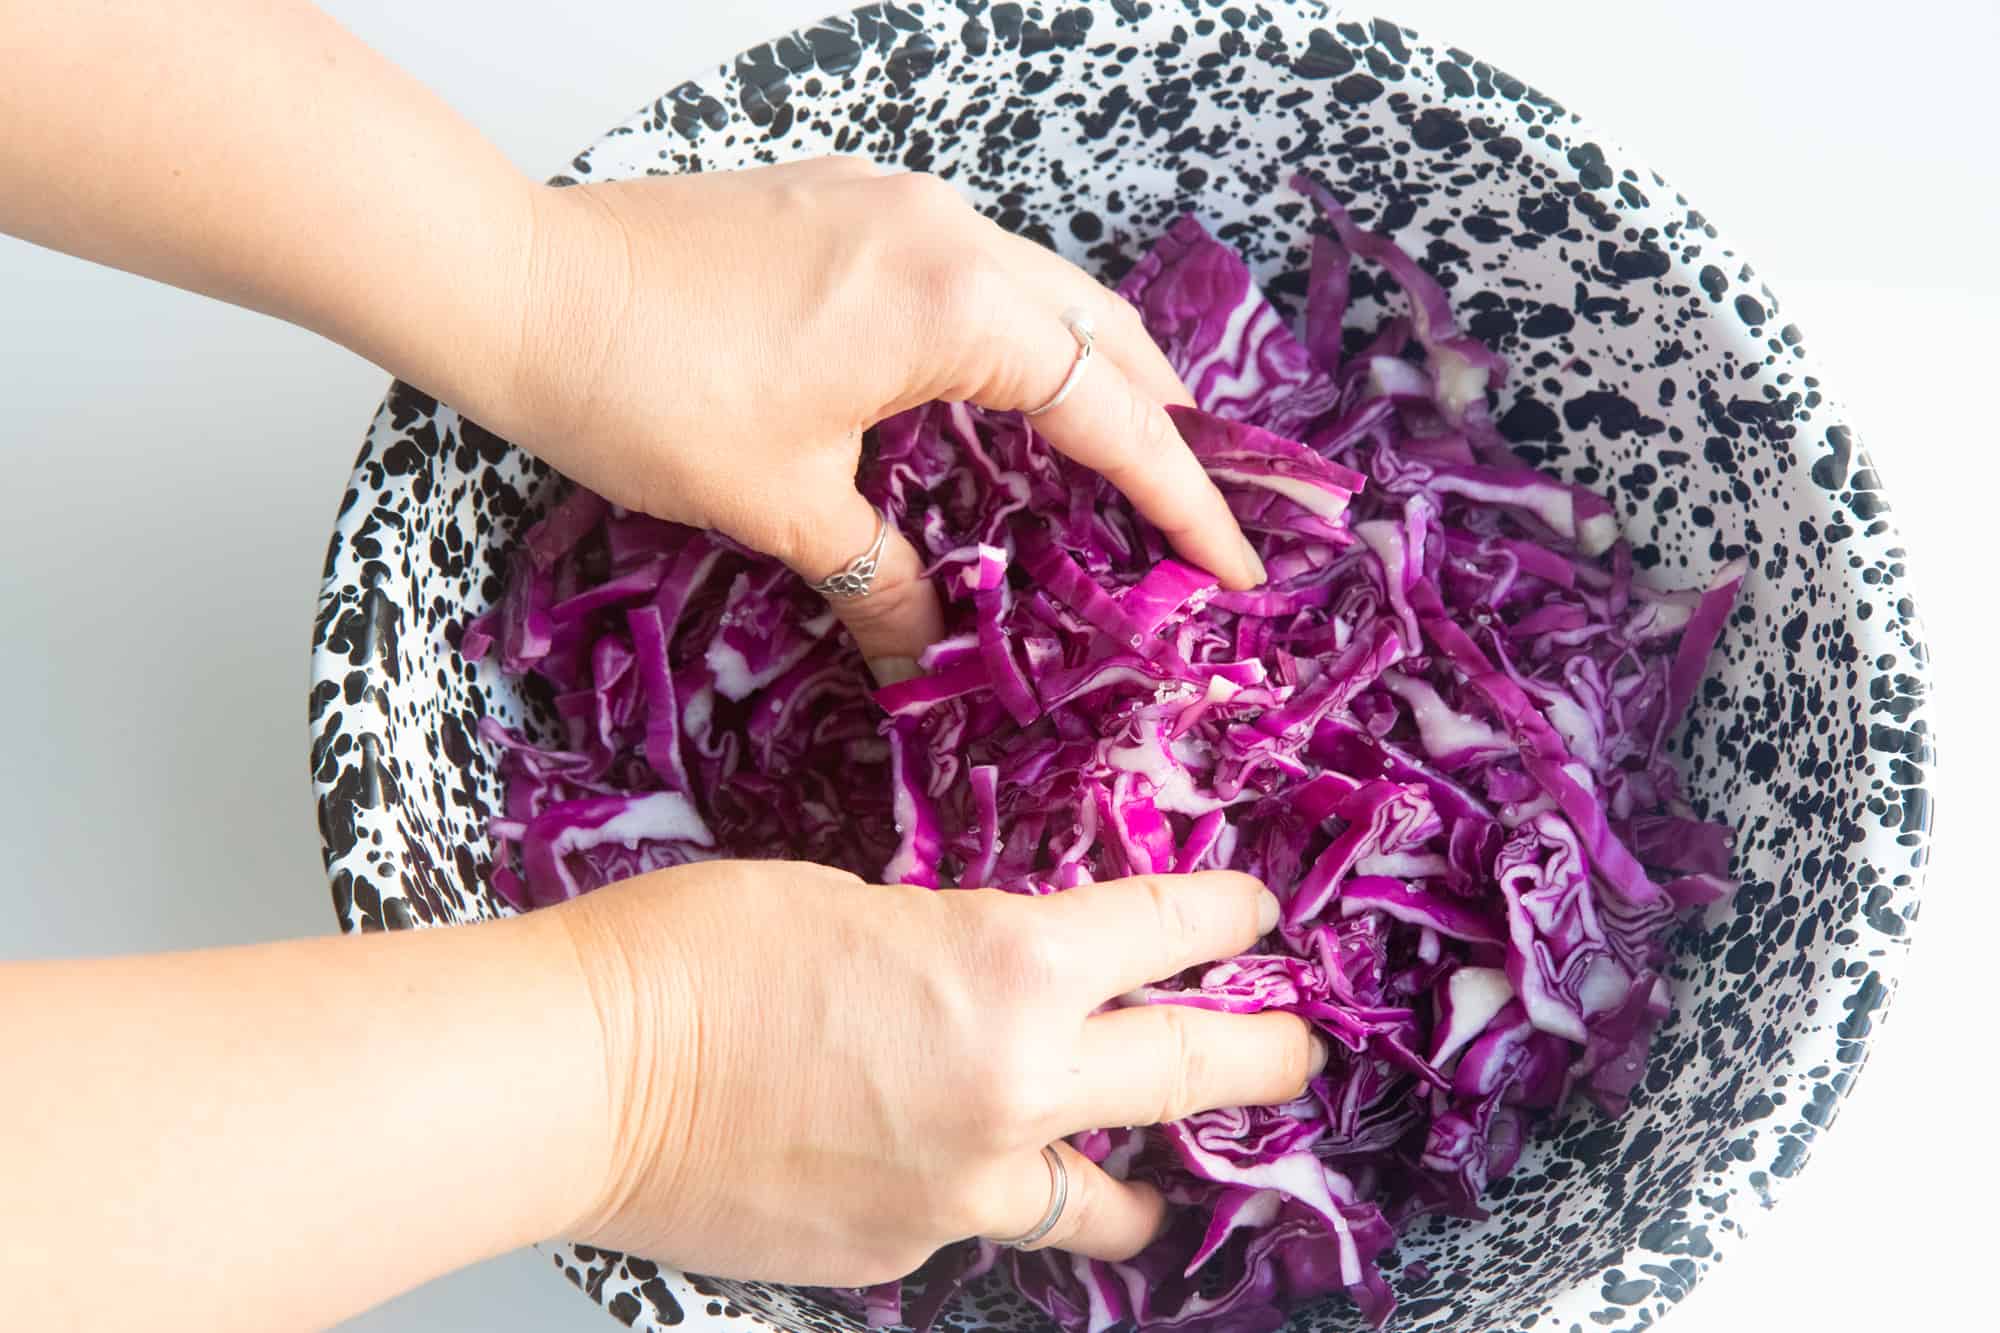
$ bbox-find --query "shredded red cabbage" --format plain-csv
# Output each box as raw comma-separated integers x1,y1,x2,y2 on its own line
461,178,1742,1333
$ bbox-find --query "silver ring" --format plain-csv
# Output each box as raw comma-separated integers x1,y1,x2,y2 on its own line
809,508,890,600
993,1144,1069,1249
1024,307,1096,418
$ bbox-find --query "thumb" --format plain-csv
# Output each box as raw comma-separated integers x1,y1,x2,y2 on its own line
783,488,943,685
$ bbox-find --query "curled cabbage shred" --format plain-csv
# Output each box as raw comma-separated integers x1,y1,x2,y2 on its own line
461,177,1743,1332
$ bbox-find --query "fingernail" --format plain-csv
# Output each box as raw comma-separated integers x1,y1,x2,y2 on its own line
1256,889,1281,935
1239,537,1268,588
1307,1036,1330,1079
867,656,919,687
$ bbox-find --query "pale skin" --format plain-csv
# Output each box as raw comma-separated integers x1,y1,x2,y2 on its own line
0,4,1319,1330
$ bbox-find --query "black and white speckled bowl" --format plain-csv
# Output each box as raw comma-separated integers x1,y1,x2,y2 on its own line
309,5,1933,1331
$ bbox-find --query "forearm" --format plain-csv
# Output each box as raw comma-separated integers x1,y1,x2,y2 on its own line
0,0,536,417
0,911,610,1332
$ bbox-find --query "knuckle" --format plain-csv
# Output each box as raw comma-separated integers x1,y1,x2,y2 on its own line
977,898,1066,996
1013,925,1069,996
1139,876,1198,977
1153,1005,1204,1123
809,862,869,889
953,911,1065,1126
932,253,1004,331
767,177,822,220
1127,385,1171,452
888,169,967,216
907,253,1005,397
1136,400,1176,472
969,1052,1055,1144
1083,389,1163,490
1110,291,1154,342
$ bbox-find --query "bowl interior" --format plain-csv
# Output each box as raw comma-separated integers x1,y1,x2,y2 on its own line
309,5,1930,1331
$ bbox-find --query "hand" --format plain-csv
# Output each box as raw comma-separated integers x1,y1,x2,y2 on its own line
481,160,1263,678
552,861,1322,1285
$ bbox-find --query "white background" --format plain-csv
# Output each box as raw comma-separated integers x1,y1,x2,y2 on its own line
2,1,1990,1329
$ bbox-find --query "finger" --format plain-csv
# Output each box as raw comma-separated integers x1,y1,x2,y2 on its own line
979,312,1263,591
1064,1004,1325,1133
1029,871,1280,1006
987,1141,1167,1262
992,230,1195,411
778,485,943,683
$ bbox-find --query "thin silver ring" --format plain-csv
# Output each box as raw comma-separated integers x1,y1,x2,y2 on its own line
993,1144,1069,1249
1024,307,1096,418
809,508,889,600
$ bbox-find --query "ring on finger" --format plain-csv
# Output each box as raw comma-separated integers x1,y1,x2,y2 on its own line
1024,307,1096,418
808,507,890,600
991,1144,1070,1249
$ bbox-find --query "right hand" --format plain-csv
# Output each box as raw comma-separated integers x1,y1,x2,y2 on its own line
480,159,1264,679
551,860,1323,1285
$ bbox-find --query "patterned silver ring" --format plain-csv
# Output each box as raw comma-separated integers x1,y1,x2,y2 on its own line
809,508,891,600
1024,307,1096,418
993,1144,1069,1249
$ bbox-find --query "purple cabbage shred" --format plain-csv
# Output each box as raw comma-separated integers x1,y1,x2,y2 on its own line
461,178,1742,1333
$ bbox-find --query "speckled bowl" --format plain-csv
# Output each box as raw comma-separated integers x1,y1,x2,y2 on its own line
309,4,1933,1331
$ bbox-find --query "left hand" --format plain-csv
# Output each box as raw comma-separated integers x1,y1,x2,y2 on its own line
552,859,1317,1284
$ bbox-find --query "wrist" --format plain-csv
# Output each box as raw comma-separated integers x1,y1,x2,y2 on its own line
546,875,702,1249
475,181,638,465
449,905,628,1249
285,162,544,436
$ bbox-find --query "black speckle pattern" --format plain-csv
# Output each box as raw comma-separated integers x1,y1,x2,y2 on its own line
308,5,1932,1331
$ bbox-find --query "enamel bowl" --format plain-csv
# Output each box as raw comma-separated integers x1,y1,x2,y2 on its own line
310,4,1932,1330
